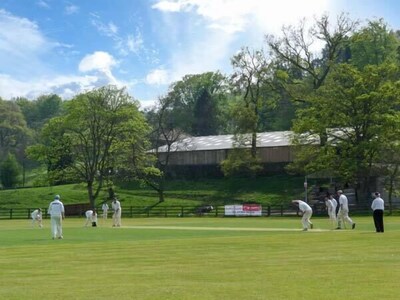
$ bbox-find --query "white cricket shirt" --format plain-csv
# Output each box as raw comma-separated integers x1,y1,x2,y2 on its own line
371,197,384,211
48,200,64,217
339,194,349,210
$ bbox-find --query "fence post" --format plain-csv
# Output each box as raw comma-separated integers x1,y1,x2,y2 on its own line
10,209,13,219
267,205,271,217
164,207,167,217
180,206,184,217
130,206,133,218
28,208,31,219
147,208,150,218
280,205,283,217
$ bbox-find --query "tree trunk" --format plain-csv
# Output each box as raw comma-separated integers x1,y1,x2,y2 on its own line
87,182,95,210
158,189,165,203
388,164,398,215
388,179,393,215
22,159,25,187
158,179,165,202
251,132,257,159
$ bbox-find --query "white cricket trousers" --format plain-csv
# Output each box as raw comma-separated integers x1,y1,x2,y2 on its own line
302,210,313,229
329,209,337,221
113,210,121,226
328,209,337,228
51,215,63,238
337,209,353,228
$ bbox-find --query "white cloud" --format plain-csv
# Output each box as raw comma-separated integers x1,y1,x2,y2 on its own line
36,0,50,9
91,19,119,38
79,51,117,73
0,9,58,78
0,68,134,100
91,17,146,57
150,0,332,86
79,51,119,84
65,4,79,15
146,68,169,85
0,10,133,101
116,30,145,56
0,73,99,99
0,9,48,55
126,33,144,54
153,0,330,34
0,50,126,100
152,1,187,12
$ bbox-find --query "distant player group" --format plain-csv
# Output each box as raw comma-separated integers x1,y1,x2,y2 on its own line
31,190,385,239
31,195,123,239
292,190,385,232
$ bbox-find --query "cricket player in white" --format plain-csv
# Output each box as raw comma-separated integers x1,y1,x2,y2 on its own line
84,210,98,227
292,200,313,231
330,195,338,219
31,208,43,228
112,198,121,227
102,203,109,219
336,190,356,229
324,196,336,228
48,195,65,239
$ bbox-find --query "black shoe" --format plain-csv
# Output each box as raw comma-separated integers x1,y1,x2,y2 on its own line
352,223,356,230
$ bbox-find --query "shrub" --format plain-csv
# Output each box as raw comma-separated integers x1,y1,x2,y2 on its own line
0,154,21,188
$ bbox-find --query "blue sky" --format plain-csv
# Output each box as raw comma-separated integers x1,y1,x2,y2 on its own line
0,0,399,107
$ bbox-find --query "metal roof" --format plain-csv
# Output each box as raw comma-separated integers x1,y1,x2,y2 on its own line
155,131,294,153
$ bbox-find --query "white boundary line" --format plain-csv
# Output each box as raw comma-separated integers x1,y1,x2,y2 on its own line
123,225,330,232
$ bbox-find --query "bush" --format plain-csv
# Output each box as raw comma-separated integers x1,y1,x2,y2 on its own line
0,154,21,188
221,148,262,177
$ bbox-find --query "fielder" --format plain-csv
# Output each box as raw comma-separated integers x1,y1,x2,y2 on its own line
329,194,338,218
48,195,65,239
324,196,336,228
85,210,98,227
102,202,109,219
336,190,356,230
112,197,121,227
292,200,313,231
31,208,43,228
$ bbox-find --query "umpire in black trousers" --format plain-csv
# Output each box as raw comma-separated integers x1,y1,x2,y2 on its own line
371,192,384,233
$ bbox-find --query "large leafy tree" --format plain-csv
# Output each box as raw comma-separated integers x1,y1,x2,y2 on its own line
0,99,31,159
267,13,357,94
222,47,278,177
349,19,400,69
269,15,400,199
28,86,148,208
290,62,400,202
16,94,63,130
143,95,188,202
27,117,74,185
267,13,357,147
0,153,20,188
163,72,228,136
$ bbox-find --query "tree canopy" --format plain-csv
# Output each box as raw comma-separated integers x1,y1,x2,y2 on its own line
28,86,148,208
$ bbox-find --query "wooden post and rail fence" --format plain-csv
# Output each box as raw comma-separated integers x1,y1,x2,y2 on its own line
0,203,391,220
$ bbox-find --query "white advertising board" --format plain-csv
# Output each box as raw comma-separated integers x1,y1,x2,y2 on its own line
224,204,262,216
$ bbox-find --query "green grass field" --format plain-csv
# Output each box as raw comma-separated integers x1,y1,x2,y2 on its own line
1,216,399,300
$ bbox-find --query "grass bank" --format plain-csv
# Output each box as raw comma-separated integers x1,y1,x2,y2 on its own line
0,175,305,209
